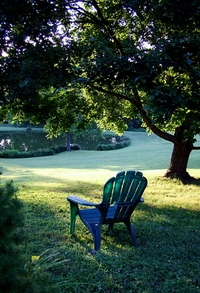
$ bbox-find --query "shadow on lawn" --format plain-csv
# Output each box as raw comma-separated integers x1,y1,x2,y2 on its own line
183,177,200,186
23,197,200,253
75,203,200,250
21,196,200,292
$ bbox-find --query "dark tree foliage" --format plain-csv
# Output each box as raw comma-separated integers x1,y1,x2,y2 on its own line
0,0,200,180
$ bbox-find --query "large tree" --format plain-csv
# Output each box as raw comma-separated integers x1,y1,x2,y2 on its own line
0,0,200,180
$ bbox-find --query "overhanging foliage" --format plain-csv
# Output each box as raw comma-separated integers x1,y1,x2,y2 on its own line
0,0,200,179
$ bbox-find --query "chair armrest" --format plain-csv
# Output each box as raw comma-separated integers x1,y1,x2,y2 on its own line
140,197,144,203
67,195,100,207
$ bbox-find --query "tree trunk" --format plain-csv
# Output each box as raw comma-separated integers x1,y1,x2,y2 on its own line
66,132,71,151
164,139,193,180
131,91,198,181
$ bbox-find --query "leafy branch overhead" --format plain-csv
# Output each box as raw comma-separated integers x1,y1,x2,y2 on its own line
0,0,200,180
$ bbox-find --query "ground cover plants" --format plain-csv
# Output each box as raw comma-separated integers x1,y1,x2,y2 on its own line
0,130,199,292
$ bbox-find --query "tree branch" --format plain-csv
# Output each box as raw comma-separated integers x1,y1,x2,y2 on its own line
91,0,124,55
133,91,177,144
68,1,123,55
92,85,177,144
91,85,135,104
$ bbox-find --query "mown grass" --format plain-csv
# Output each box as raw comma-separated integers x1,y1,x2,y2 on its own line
0,129,200,292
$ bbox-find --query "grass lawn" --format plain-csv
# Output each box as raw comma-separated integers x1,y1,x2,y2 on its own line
0,129,200,292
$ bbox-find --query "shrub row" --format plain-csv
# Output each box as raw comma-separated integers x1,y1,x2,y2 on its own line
0,144,81,159
96,139,131,151
0,137,130,157
0,149,55,158
117,136,130,142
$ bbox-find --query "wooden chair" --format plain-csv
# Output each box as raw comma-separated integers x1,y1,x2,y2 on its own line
67,171,147,250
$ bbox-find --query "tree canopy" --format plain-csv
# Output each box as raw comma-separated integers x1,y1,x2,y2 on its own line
0,0,200,180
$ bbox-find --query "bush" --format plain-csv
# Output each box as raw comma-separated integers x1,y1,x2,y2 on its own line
70,144,82,151
0,144,82,159
0,181,24,293
51,145,67,153
115,142,124,149
96,144,104,151
96,136,131,151
0,149,57,158
0,181,56,293
36,149,55,157
0,149,21,158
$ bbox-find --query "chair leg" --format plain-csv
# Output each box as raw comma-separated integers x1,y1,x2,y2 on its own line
108,223,114,230
124,220,138,248
69,202,79,234
89,223,102,251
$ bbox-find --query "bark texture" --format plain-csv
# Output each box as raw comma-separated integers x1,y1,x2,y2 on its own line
164,126,194,180
164,141,193,180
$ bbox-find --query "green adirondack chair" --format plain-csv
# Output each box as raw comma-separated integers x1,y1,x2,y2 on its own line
67,171,147,250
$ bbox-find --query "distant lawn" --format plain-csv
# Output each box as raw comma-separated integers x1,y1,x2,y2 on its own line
0,129,200,292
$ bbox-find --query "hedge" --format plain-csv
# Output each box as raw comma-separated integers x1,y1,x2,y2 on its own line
96,138,131,151
0,144,81,159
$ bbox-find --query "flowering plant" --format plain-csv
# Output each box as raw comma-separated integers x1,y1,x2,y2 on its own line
30,248,68,270
31,255,40,263
24,247,69,283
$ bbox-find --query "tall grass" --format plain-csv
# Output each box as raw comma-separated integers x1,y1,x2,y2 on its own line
0,130,199,292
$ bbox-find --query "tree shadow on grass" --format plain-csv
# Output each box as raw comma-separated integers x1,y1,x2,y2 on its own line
20,192,200,293
75,203,200,250
182,177,200,186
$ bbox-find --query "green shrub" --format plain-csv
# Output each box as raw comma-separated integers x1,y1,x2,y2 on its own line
38,149,55,156
51,145,67,153
115,142,124,149
0,181,56,293
0,181,24,293
107,144,115,150
97,144,107,151
0,144,82,159
96,136,131,151
103,144,110,151
96,144,104,151
0,149,21,158
70,144,82,151
0,148,56,158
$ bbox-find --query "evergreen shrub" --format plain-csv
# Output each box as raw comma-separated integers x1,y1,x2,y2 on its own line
0,181,24,293
0,181,55,293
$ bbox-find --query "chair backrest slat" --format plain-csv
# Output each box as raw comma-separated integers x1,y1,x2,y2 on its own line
121,176,147,219
101,177,115,219
101,171,147,222
126,171,143,202
118,173,134,202
111,171,125,203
